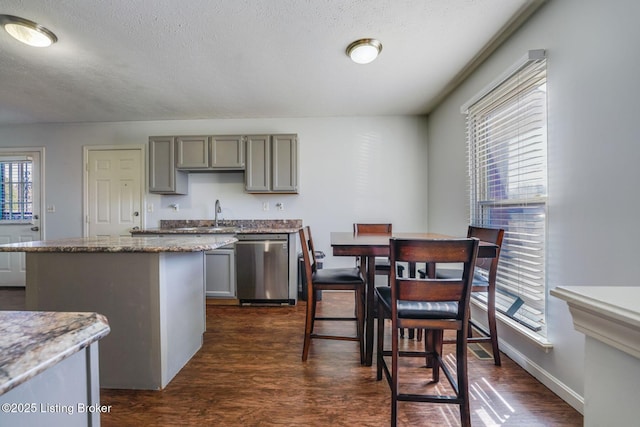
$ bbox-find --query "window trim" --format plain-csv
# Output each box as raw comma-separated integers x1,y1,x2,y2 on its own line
461,49,546,114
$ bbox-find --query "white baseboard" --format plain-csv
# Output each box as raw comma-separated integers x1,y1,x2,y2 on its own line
499,339,584,414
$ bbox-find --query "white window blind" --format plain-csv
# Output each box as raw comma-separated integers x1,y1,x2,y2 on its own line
464,52,548,335
0,157,34,221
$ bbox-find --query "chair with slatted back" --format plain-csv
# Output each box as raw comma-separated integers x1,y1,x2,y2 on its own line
353,224,410,338
353,223,393,275
419,226,504,365
375,237,479,427
299,226,365,363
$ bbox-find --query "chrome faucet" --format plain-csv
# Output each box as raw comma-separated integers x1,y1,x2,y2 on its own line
214,199,222,227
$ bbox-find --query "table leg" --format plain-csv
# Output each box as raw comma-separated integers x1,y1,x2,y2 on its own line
365,255,376,366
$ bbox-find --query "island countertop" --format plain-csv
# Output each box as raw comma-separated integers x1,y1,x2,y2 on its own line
0,311,110,396
0,235,238,253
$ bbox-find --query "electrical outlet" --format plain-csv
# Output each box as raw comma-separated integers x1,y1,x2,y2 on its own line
46,205,55,213
262,202,269,211
276,202,284,211
147,203,154,213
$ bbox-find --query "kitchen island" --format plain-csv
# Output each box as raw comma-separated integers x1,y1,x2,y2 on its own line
0,311,110,426
0,235,236,390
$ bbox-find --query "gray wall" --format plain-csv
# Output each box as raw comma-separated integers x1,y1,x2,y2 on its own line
427,0,640,411
0,116,429,267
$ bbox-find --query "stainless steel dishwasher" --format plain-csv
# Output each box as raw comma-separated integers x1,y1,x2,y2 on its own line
235,234,292,305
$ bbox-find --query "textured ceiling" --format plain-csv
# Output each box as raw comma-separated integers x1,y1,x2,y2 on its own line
0,0,537,125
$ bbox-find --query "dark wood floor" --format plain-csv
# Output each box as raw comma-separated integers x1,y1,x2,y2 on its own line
1,288,581,426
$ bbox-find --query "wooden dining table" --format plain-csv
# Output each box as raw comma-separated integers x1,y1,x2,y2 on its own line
330,231,499,366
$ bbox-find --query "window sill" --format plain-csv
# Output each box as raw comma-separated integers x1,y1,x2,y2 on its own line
471,299,553,352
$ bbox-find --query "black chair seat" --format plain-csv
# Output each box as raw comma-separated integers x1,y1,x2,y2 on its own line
376,286,459,319
312,267,363,284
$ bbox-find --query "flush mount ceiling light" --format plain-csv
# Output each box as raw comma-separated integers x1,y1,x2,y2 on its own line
0,15,57,47
346,38,382,64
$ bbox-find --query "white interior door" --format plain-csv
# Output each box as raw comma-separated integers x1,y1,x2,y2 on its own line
0,150,42,286
86,148,143,237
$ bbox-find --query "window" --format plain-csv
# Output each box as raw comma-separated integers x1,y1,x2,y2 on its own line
463,50,548,336
0,157,34,222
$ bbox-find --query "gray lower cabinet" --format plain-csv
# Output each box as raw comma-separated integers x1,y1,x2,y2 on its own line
245,134,298,193
205,246,236,298
149,136,188,194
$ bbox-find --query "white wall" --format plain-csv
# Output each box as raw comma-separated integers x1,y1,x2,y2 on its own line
427,0,640,411
0,116,428,267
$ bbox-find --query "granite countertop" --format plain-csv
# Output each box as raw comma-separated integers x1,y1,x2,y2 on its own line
131,219,303,235
0,235,237,253
0,311,110,396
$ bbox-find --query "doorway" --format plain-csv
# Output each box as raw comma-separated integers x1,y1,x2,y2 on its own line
84,145,145,237
0,148,43,286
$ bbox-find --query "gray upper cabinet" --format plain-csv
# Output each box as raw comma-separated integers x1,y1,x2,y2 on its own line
211,135,245,169
149,136,188,194
245,135,271,192
149,133,297,195
176,135,245,171
176,135,209,169
245,134,298,193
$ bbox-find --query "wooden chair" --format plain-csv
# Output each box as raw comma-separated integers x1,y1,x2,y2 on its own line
375,237,479,427
353,224,410,338
299,226,365,362
353,223,399,278
420,226,504,365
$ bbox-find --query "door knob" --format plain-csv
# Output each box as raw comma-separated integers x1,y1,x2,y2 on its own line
30,226,39,231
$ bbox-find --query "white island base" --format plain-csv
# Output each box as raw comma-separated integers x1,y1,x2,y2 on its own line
551,286,640,427
26,251,206,390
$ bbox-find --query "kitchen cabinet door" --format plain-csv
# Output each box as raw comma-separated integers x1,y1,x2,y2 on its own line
211,135,245,169
245,135,271,192
205,248,236,298
271,134,298,192
149,136,188,194
176,135,210,169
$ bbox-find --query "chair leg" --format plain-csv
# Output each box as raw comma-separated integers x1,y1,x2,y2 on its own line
356,286,365,364
302,288,315,361
487,288,501,366
376,303,385,381
391,319,399,427
424,329,444,383
456,328,471,427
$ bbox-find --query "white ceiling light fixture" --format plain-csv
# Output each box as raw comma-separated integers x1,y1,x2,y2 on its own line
346,38,382,64
0,15,58,47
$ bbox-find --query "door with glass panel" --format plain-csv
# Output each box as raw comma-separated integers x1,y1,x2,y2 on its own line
0,151,42,286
